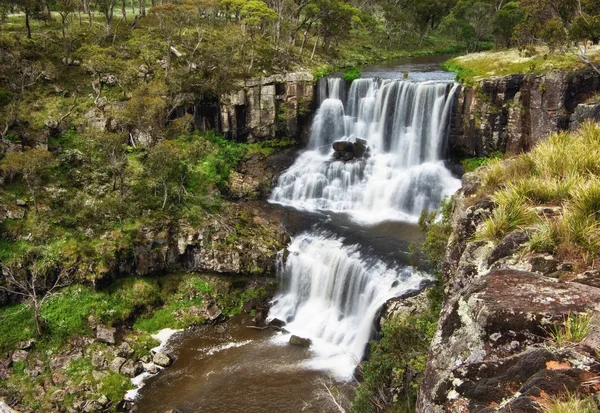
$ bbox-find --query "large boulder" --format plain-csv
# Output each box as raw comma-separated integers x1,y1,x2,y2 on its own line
153,352,172,367
289,335,312,347
417,269,600,413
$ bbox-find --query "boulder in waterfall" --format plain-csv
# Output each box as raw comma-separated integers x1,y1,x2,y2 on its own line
332,141,353,152
353,138,367,157
332,139,369,162
268,318,286,328
342,151,355,161
289,335,312,347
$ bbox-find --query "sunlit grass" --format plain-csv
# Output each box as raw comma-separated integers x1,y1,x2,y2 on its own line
547,312,592,346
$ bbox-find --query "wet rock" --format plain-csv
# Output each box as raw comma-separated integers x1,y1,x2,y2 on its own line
145,364,159,374
109,357,126,373
214,324,226,334
153,352,172,367
120,360,143,378
289,335,312,347
96,325,116,344
268,318,286,328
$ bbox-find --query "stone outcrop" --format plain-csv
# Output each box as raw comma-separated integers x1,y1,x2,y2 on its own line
121,213,288,277
417,172,600,413
332,138,368,161
570,103,600,130
172,72,316,143
450,69,600,157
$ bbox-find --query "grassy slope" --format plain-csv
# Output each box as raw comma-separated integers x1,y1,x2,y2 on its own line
443,46,600,83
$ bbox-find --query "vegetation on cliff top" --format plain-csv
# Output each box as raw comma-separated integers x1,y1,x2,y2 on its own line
476,121,600,267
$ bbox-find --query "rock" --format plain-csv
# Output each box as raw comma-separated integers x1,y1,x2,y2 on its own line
153,352,172,367
109,357,126,373
92,370,107,381
145,364,159,374
418,269,600,412
116,342,134,358
487,230,530,265
289,335,312,347
529,255,561,275
96,325,116,344
50,389,66,403
214,324,226,334
205,302,222,321
91,352,107,370
97,395,109,407
83,401,102,413
17,340,34,350
11,350,28,363
120,360,143,377
268,318,286,328
342,151,354,161
332,141,353,152
52,372,67,384
0,400,20,413
15,199,26,207
570,103,600,130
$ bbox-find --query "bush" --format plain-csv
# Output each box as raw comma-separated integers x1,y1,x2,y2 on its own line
342,67,361,82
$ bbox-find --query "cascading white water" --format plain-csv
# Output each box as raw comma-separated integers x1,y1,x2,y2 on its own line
270,77,462,224
268,74,460,382
269,231,423,380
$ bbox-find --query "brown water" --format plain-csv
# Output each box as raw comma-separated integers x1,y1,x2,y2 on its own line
134,315,353,413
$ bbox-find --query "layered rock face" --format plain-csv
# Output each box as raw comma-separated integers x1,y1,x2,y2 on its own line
116,213,289,278
417,174,600,413
450,69,600,157
173,72,316,143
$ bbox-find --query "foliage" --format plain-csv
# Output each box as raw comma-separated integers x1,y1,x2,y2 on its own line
540,393,599,413
461,151,503,173
342,67,361,82
352,312,438,413
547,312,592,347
477,121,600,263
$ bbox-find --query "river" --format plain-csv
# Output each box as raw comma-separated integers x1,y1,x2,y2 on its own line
134,55,459,413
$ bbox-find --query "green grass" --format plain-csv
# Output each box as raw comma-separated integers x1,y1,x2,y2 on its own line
0,305,37,352
461,151,503,173
99,372,134,403
476,121,600,261
548,312,592,346
443,47,595,83
342,67,361,82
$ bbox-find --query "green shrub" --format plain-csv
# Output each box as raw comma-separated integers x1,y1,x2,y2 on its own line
99,372,134,403
461,151,503,173
477,193,536,242
342,67,361,82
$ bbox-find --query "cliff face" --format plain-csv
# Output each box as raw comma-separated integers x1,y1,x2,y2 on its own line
171,72,316,143
416,173,600,413
450,69,600,158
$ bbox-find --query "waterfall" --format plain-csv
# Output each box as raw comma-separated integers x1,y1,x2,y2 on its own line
268,74,460,381
270,77,461,224
269,231,424,380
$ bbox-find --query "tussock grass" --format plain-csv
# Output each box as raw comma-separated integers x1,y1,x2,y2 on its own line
477,121,600,262
540,393,598,413
548,312,592,346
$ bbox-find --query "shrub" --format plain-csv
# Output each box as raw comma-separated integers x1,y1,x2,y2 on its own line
548,312,592,346
477,194,536,241
540,393,598,413
342,67,361,82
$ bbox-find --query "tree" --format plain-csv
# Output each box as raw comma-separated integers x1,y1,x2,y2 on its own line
145,140,187,209
94,0,118,35
493,2,525,47
241,0,277,69
0,250,73,336
1,149,54,213
91,131,128,201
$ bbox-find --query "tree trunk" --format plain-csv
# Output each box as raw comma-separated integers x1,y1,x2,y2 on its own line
139,0,146,17
311,35,319,60
25,10,32,39
121,0,127,22
161,180,168,209
34,304,45,336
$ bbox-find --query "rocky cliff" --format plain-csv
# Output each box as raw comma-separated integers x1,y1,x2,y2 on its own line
416,173,600,413
171,72,316,143
450,69,600,157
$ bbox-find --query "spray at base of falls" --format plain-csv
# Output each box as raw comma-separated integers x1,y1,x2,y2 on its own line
268,231,425,380
270,77,462,224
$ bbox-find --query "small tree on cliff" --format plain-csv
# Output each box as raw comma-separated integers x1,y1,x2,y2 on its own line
1,148,54,213
0,251,74,336
145,140,187,209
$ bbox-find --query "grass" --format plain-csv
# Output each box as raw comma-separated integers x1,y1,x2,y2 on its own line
540,393,598,413
443,46,600,83
476,121,600,262
548,312,592,347
461,151,503,173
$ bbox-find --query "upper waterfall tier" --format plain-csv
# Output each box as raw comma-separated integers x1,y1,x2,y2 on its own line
270,77,462,224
